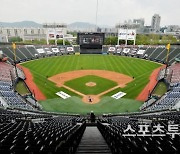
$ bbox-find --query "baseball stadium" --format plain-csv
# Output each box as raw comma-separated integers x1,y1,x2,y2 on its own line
0,37,180,153
0,2,180,153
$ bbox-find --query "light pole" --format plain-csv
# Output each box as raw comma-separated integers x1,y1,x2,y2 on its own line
95,0,99,32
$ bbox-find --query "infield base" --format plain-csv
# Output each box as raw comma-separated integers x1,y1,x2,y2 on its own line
49,70,133,104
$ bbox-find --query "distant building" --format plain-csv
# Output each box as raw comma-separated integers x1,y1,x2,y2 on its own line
97,28,118,37
42,23,68,45
0,23,70,43
166,25,180,33
133,18,145,28
163,25,180,38
116,18,145,34
143,26,154,34
151,14,161,33
0,34,8,42
0,27,46,41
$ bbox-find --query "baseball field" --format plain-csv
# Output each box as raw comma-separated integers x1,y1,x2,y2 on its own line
20,54,162,114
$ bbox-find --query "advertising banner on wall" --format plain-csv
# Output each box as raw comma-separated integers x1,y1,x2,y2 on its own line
118,29,136,40
48,29,64,39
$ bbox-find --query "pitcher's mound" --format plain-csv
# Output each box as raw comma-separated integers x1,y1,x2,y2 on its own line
85,82,96,87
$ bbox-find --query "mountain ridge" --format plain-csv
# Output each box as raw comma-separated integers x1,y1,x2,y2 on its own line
0,21,42,28
0,21,112,29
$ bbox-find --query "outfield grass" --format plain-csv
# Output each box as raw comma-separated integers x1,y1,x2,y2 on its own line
65,75,117,95
21,55,162,113
40,97,142,115
22,55,161,99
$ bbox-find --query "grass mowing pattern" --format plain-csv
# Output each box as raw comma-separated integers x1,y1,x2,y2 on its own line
22,55,161,99
40,97,142,115
21,55,162,114
65,75,117,95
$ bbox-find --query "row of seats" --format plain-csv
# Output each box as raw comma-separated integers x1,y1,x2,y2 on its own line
1,45,179,65
0,62,16,82
35,46,75,56
0,108,51,123
0,81,36,110
0,62,37,110
98,112,180,153
106,46,180,64
0,45,76,64
142,83,180,112
168,63,180,83
0,108,85,154
140,63,180,112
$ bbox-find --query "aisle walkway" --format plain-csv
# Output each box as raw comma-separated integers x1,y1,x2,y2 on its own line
76,126,112,154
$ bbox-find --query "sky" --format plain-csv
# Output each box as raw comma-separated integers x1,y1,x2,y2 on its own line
0,0,179,27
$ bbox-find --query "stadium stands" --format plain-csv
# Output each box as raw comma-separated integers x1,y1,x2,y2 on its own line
144,47,155,58
0,44,179,153
149,47,165,61
107,46,116,54
157,68,166,81
0,62,16,82
98,111,180,153
168,63,180,83
0,62,38,110
43,47,53,56
16,67,26,80
15,48,27,61
1,45,180,65
140,63,180,112
0,108,85,153
24,45,39,58
18,47,34,60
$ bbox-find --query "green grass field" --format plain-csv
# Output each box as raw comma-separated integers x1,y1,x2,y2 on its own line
15,80,31,95
39,97,142,115
65,75,117,95
21,55,162,114
152,81,167,97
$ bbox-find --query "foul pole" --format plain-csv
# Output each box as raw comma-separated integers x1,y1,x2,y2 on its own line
165,43,171,77
166,43,171,65
12,42,18,77
12,42,17,62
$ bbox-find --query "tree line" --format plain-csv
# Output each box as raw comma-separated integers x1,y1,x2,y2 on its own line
105,34,178,45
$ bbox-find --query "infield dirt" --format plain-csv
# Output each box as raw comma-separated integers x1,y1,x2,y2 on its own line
49,70,133,104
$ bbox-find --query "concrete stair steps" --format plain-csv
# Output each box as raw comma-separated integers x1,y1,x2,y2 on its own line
75,126,111,154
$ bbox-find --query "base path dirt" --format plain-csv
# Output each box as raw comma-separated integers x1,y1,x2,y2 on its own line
17,65,46,101
49,70,133,87
49,70,133,104
136,65,166,102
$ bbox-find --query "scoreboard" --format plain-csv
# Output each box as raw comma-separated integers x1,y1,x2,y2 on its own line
77,33,104,49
